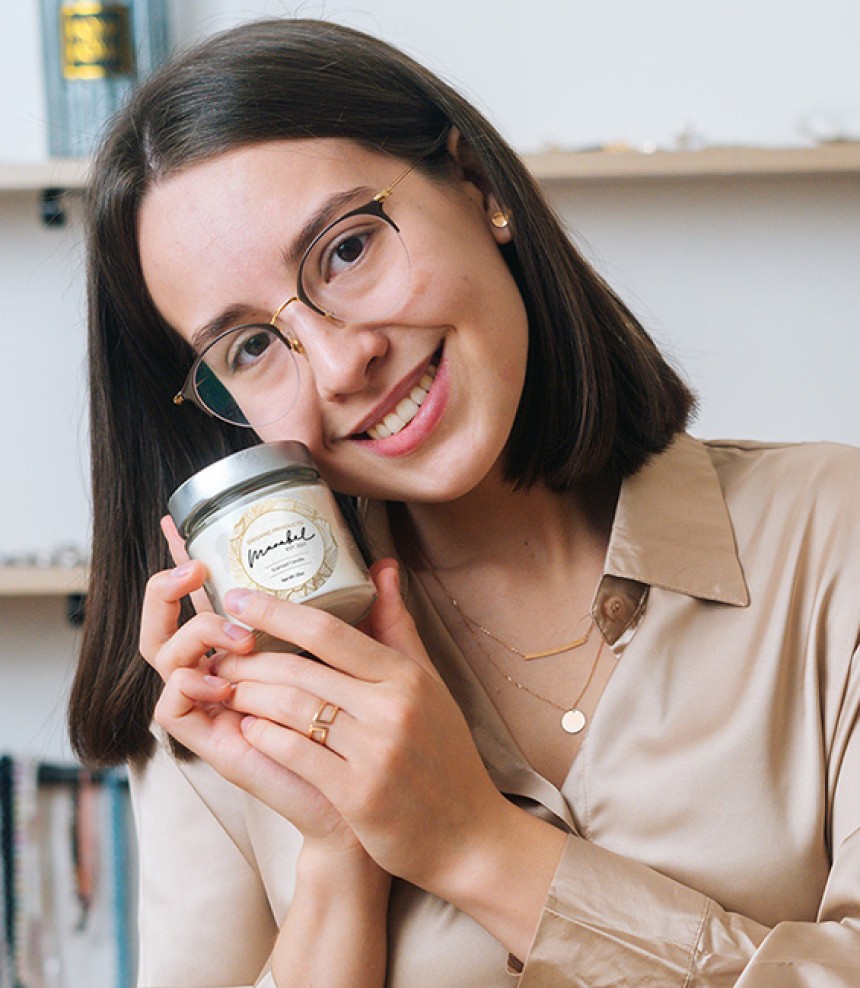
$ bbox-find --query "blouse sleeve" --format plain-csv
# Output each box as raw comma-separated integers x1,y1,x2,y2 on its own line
518,643,860,987
129,737,280,988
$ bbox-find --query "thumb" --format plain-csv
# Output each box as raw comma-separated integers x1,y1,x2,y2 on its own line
366,558,440,679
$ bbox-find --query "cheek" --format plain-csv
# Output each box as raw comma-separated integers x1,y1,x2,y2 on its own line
255,378,326,451
405,256,501,327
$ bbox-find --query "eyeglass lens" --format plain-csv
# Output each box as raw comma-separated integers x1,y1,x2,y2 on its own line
300,207,410,322
192,326,301,427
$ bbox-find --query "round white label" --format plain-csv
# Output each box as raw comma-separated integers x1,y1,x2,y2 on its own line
229,497,338,598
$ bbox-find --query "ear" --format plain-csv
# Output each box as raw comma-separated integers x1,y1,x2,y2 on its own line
447,126,513,245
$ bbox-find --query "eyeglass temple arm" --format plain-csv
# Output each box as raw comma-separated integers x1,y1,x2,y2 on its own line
374,159,420,203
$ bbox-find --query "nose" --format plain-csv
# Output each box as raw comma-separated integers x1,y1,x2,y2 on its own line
289,307,391,402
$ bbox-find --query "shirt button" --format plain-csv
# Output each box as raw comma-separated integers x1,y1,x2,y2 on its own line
602,595,627,621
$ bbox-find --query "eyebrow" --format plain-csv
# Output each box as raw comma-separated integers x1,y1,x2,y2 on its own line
189,304,260,353
281,185,372,271
188,184,374,353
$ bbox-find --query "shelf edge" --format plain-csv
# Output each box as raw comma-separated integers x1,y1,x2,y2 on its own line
2,146,860,191
524,143,860,181
0,566,89,596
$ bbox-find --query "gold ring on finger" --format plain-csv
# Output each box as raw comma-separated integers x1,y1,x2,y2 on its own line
308,700,340,747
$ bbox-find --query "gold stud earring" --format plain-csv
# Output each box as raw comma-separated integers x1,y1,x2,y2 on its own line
490,210,509,229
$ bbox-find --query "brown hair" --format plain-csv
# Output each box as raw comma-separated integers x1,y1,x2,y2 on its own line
69,17,695,767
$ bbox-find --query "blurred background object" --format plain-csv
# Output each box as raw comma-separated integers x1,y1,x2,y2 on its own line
40,0,169,157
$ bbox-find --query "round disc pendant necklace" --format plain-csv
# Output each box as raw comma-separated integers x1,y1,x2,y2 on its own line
421,557,604,734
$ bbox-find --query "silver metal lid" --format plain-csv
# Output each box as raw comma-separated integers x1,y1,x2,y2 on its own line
168,441,318,537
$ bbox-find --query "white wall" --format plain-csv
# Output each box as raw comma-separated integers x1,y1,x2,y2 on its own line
552,173,860,446
0,1,858,758
0,596,80,758
0,192,89,558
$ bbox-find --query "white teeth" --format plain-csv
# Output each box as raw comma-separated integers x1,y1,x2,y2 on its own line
396,397,421,420
366,361,437,440
370,422,391,439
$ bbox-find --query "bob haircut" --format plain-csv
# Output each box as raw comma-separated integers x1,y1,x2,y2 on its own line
69,17,695,767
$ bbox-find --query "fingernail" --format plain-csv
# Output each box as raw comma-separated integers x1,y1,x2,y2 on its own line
223,621,252,642
224,588,252,614
203,674,230,688
172,561,194,579
241,715,257,733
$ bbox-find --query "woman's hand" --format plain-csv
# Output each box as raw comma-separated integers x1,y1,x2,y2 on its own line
215,557,515,899
138,550,360,854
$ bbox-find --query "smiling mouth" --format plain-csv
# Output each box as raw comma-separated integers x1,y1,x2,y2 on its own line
361,350,440,440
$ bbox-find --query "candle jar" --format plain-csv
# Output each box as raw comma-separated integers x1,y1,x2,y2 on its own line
168,442,375,652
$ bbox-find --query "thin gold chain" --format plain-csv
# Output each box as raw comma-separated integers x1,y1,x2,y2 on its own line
415,549,594,661
472,627,604,715
419,557,604,717
457,608,594,660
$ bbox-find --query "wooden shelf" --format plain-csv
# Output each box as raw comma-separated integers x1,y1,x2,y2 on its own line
524,142,860,182
0,566,88,596
0,158,89,191
2,145,859,193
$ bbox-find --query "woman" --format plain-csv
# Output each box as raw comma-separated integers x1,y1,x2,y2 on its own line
69,17,860,988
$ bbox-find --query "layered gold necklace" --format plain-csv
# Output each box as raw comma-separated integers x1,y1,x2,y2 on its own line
419,557,604,735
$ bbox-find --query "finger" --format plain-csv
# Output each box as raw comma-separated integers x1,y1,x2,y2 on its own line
146,610,255,680
366,558,441,680
240,713,348,793
154,666,236,737
160,514,190,566
223,589,395,681
214,648,365,707
139,561,210,660
153,670,277,790
161,515,213,615
228,681,354,758
221,561,435,681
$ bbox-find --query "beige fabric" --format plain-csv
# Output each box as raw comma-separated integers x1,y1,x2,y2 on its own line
129,434,860,986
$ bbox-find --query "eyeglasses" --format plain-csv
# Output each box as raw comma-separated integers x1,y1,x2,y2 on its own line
173,163,415,428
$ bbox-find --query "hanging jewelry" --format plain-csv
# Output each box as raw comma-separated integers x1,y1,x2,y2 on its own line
456,607,593,660
420,554,594,660
470,629,605,735
420,558,605,734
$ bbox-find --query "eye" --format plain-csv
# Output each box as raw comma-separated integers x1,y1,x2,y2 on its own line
225,327,277,373
333,234,366,267
318,222,377,282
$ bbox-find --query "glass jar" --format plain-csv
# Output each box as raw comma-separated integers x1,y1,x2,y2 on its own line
168,442,376,652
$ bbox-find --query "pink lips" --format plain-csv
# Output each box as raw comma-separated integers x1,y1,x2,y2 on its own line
350,350,449,458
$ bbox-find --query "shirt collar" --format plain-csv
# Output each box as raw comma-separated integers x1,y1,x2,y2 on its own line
604,432,749,607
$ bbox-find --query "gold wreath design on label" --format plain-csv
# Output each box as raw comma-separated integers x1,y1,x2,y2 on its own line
229,497,338,599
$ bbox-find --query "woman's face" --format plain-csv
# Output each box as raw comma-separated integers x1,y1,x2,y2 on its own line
138,138,529,502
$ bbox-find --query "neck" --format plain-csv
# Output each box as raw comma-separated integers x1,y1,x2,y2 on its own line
395,463,617,578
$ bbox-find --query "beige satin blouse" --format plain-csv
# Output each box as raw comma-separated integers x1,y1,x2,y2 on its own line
129,434,860,987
